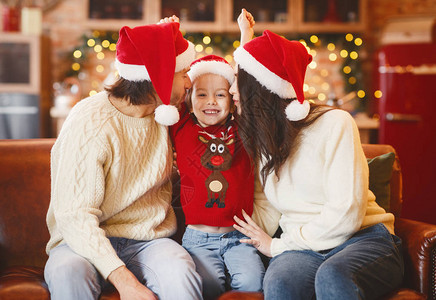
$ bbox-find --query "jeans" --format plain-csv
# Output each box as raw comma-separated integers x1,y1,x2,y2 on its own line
182,227,265,300
264,223,404,300
44,237,202,300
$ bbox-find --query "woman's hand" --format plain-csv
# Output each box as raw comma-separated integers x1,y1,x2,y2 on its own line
158,15,180,24
234,209,272,257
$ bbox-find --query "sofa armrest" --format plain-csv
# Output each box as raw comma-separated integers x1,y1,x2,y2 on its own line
394,217,436,299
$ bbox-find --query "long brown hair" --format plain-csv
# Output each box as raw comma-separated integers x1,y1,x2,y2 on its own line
236,67,334,184
105,77,157,105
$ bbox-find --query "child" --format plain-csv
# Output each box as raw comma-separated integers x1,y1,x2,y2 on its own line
170,53,264,299
168,11,266,300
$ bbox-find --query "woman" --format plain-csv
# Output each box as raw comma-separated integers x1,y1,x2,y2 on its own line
230,30,404,299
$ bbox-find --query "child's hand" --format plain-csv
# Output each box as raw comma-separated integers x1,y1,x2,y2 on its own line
238,9,255,33
238,9,255,46
158,15,180,24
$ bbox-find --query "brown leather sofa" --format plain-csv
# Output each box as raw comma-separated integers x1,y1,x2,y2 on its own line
0,139,435,300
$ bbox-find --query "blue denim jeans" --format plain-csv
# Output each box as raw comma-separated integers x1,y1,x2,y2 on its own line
182,227,265,300
44,237,202,300
263,223,404,300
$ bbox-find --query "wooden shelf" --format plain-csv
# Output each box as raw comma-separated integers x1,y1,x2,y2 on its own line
83,0,366,33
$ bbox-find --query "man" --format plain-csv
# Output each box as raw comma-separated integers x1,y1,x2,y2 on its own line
44,22,202,300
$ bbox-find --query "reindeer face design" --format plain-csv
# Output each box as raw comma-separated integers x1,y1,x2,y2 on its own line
199,136,234,171
198,128,234,208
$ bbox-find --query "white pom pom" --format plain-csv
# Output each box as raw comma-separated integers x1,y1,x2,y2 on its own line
285,100,310,121
154,104,180,126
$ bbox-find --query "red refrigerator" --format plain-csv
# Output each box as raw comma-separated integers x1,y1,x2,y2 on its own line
374,43,436,225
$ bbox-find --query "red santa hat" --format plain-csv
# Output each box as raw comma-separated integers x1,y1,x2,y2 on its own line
188,55,235,85
233,30,313,121
115,22,195,125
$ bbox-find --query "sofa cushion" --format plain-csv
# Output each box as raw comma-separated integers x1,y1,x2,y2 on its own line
367,152,395,212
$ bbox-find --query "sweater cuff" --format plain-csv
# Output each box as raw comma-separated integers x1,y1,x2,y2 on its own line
91,253,125,279
271,237,288,257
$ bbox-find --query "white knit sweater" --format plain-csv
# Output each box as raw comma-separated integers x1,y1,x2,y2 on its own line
46,92,176,279
261,109,395,257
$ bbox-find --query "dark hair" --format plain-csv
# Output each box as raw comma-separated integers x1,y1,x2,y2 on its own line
236,67,334,184
105,77,157,105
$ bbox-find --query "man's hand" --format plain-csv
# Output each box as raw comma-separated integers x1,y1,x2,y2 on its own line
237,8,255,46
108,266,158,300
234,209,272,257
158,15,180,24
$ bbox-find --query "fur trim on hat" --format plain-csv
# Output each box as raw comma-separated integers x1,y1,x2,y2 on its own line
285,99,310,121
234,46,297,99
115,58,150,82
188,60,235,85
175,41,195,72
154,104,180,126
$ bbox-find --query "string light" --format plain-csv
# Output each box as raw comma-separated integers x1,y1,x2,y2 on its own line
345,33,353,41
72,63,80,71
205,46,213,54
348,77,357,84
357,90,366,98
96,52,105,60
328,53,337,61
203,36,211,44
350,51,359,59
195,44,204,52
374,90,383,98
327,43,335,51
343,66,352,74
317,93,326,101
310,35,319,44
87,39,96,47
102,40,110,48
340,49,348,58
233,40,240,48
354,38,363,46
94,45,103,53
73,50,82,58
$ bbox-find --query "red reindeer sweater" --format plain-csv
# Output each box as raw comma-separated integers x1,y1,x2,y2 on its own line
170,104,254,227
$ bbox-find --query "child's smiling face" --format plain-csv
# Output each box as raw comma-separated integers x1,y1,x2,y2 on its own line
191,73,234,127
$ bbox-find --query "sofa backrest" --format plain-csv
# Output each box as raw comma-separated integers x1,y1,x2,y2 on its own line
0,140,402,270
0,139,55,269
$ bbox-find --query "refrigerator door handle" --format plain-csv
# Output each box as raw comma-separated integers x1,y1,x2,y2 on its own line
385,113,422,122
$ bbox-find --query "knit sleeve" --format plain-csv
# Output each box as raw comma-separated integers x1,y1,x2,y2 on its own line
51,130,124,279
271,110,368,256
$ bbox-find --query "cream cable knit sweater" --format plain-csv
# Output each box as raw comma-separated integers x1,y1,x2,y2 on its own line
46,92,176,279
261,109,395,257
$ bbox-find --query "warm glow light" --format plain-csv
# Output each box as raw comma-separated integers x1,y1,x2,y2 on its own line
299,40,307,46
73,50,82,58
343,66,352,74
350,51,359,59
195,44,204,52
345,33,354,41
320,69,329,77
109,43,116,51
72,63,80,71
310,35,319,44
233,40,240,48
224,55,233,63
329,53,337,61
102,40,110,48
309,49,317,57
308,61,317,69
203,36,211,44
97,52,105,60
318,93,326,101
348,77,357,84
205,46,213,54
327,43,335,51
89,90,97,96
303,83,309,92
322,82,330,90
357,90,366,98
354,38,363,46
92,80,100,88
92,30,100,38
308,87,316,94
87,39,96,47
94,45,103,53
374,90,383,98
340,50,348,58
96,65,104,73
